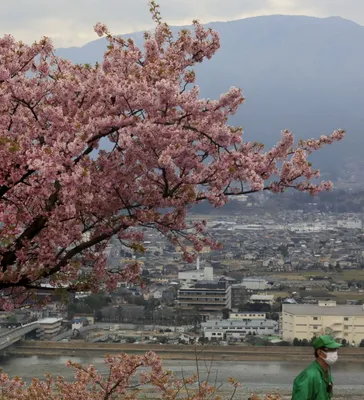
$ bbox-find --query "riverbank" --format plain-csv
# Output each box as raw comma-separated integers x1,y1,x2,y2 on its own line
1,354,364,399
7,340,364,361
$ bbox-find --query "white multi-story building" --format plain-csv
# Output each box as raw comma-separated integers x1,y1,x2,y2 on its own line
38,318,62,340
178,258,213,286
201,318,278,341
229,312,266,320
177,280,231,317
178,266,213,286
242,278,270,291
288,222,327,233
282,301,364,346
249,294,275,306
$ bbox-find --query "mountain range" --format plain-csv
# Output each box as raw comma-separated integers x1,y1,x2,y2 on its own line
56,15,364,182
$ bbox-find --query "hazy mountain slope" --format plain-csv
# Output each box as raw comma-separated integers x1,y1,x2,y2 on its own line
56,15,364,180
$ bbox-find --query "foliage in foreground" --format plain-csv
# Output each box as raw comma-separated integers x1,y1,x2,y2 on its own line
0,351,280,400
0,1,344,399
0,1,344,310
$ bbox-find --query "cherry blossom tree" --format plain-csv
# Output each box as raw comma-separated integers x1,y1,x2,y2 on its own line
0,350,280,400
0,1,344,309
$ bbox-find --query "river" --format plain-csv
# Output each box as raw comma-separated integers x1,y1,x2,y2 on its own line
1,355,364,396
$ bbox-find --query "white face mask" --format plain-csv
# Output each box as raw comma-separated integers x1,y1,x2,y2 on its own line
322,351,338,365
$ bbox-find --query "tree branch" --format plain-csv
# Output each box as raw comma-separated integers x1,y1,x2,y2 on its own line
0,169,35,199
1,181,61,272
46,222,129,279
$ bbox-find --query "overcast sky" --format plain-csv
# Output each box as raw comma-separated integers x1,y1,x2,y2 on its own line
1,0,363,48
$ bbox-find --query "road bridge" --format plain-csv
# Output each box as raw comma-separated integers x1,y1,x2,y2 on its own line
0,322,39,351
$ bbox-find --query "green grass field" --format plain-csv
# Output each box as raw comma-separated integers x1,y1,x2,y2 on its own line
269,273,307,281
329,292,364,300
266,270,364,282
332,270,364,281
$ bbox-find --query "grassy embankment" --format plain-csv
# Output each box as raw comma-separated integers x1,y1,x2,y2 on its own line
8,341,364,362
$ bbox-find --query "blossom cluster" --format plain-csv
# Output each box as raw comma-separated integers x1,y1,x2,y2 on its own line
0,2,344,309
0,351,256,400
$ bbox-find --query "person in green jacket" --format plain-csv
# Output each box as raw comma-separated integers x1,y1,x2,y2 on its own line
291,335,342,400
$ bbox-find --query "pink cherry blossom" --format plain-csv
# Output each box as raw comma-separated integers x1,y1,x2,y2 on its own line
0,1,344,310
0,350,252,399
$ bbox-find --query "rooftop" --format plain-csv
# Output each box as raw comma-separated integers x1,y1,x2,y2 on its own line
250,294,275,300
283,304,364,316
178,270,204,276
194,280,227,289
38,318,63,324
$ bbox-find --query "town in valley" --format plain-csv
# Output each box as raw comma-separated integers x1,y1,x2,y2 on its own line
2,192,364,351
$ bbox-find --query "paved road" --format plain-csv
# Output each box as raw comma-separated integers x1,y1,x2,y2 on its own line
0,323,38,350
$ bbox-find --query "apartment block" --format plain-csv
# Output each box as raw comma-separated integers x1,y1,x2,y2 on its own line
177,280,231,318
37,318,63,340
282,301,364,346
